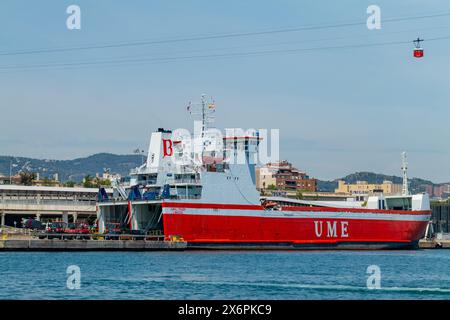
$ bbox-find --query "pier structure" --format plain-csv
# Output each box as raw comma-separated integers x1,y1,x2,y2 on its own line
0,239,186,251
430,202,450,234
0,185,112,227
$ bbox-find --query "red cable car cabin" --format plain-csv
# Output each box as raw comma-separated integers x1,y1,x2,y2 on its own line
413,38,424,58
414,48,424,58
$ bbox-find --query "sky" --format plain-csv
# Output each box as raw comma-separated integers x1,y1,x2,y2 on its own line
0,0,449,182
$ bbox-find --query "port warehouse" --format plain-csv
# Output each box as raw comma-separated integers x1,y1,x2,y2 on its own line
0,184,449,237
0,185,112,227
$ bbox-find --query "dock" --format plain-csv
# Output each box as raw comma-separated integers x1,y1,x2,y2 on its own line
419,239,450,249
1,239,449,251
0,239,187,251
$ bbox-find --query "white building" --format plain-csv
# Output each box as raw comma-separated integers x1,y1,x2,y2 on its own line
0,185,112,227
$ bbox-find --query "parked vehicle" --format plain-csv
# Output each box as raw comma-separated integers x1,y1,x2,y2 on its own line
22,218,44,230
130,229,146,240
105,222,122,240
43,221,67,239
64,222,91,239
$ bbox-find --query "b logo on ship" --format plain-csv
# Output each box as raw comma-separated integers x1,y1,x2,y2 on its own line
163,139,173,158
314,221,349,238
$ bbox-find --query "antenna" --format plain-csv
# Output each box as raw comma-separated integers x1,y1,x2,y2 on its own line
187,94,216,138
186,94,216,165
401,151,409,196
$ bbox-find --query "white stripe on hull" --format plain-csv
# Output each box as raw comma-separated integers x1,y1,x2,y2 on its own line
162,207,430,222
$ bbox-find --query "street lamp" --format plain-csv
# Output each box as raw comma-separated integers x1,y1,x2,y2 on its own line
9,160,18,185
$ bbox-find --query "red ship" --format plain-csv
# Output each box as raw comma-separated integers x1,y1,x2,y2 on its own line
98,96,431,249
161,200,430,249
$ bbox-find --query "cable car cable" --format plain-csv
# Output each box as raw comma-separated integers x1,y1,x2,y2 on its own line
0,35,449,73
1,11,450,57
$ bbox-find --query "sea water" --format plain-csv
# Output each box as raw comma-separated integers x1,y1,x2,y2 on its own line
1,250,449,299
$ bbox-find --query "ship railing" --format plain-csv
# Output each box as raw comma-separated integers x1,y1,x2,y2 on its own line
174,195,201,200
137,180,157,185
160,178,200,184
0,199,96,206
98,194,201,203
172,179,201,184
129,178,200,186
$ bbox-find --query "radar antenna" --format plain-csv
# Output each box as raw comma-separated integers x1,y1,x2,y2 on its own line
186,94,216,138
186,94,217,165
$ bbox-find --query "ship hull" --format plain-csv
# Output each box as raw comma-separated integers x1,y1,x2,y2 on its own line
162,202,430,250
185,241,419,250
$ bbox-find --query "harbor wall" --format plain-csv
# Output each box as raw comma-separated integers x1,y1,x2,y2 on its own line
0,239,186,251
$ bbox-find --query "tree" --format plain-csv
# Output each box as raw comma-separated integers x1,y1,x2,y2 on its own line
19,171,36,186
82,175,111,188
83,175,94,188
267,184,277,191
100,179,111,187
64,181,76,187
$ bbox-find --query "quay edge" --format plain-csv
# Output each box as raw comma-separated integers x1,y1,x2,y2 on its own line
418,239,450,249
0,239,187,251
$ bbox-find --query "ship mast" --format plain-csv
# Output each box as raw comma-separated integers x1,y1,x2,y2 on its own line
401,151,409,196
187,94,216,163
187,94,216,135
201,94,206,139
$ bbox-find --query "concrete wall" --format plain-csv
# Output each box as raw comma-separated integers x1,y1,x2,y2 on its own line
0,239,186,251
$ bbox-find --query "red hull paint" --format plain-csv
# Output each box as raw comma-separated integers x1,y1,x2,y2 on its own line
162,203,430,249
162,201,430,215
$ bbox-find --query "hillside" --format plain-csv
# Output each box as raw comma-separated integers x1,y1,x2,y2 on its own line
0,155,444,193
0,153,142,182
317,171,437,194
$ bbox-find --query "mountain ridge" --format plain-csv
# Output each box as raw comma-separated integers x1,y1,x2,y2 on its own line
0,153,143,182
0,154,447,194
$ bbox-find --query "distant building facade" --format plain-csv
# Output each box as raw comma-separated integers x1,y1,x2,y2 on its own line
256,167,277,190
0,174,21,185
256,161,316,192
32,173,62,187
433,184,450,199
335,180,402,198
98,171,120,182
